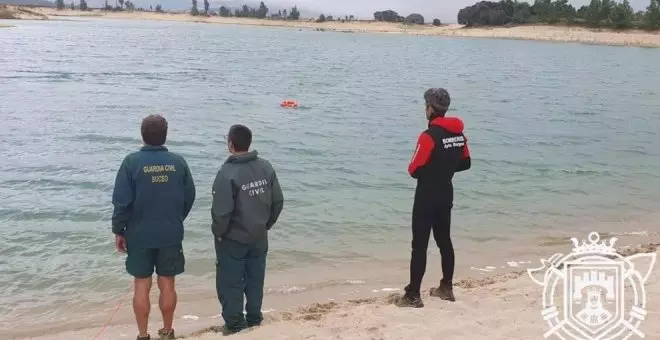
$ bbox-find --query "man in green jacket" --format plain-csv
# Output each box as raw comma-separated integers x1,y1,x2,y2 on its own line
211,124,284,335
112,114,196,340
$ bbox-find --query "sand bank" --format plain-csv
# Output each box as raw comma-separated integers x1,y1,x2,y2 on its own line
16,6,660,48
0,5,48,20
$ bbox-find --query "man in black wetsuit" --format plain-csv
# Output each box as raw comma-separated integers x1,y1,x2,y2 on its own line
397,88,471,308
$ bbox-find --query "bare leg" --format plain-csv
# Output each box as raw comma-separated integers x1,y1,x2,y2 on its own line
133,277,153,338
157,275,177,332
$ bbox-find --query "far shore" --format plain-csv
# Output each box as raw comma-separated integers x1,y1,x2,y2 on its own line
4,6,660,48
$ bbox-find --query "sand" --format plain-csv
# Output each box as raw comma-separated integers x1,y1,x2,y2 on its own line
5,6,659,48
22,239,659,340
185,243,660,340
0,5,48,20
183,271,660,340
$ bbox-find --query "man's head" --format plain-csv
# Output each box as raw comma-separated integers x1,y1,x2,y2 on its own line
141,114,168,146
227,124,252,154
424,88,451,120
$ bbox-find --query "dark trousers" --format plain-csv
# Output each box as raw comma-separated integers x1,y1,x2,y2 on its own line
215,237,268,331
406,206,454,296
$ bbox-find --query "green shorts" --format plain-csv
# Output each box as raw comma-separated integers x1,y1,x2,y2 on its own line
125,244,185,278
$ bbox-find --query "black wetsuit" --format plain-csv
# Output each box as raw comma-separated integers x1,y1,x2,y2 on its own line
406,116,471,295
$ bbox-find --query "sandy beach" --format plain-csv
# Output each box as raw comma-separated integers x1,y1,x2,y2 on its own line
18,233,659,340
3,6,659,48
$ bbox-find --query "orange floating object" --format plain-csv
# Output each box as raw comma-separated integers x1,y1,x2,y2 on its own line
280,99,299,108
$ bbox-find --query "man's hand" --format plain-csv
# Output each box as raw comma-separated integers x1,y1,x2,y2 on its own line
115,235,127,253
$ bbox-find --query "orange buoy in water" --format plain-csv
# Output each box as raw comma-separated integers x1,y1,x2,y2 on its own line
280,99,299,108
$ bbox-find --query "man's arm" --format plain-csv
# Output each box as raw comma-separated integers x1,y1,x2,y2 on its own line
111,157,134,236
408,131,435,179
182,159,196,220
456,135,471,172
211,170,234,239
266,171,284,230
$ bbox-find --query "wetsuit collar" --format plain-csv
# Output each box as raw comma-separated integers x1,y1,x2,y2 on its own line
226,150,258,163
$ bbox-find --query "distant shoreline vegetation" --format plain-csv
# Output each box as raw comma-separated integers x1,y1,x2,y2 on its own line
458,0,660,30
188,1,301,20
35,0,660,31
371,10,443,26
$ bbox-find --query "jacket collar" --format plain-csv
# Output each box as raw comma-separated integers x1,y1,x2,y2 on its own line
141,145,168,151
226,150,258,163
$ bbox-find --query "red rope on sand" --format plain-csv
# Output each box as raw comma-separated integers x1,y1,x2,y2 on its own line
92,287,133,340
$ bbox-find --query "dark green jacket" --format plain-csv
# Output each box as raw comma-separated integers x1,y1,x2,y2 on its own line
211,151,284,244
112,145,196,248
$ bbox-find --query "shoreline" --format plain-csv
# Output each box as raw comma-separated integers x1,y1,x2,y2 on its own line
12,230,660,340
4,6,660,48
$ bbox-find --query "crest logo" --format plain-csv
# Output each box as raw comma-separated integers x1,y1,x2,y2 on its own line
528,232,656,340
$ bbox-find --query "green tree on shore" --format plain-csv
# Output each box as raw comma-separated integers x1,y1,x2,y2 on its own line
587,0,601,26
80,0,88,10
534,0,559,24
213,2,299,20
56,0,65,9
288,6,300,20
457,0,660,30
191,0,199,16
647,0,660,29
203,0,209,15
256,1,268,19
611,0,634,28
599,0,615,23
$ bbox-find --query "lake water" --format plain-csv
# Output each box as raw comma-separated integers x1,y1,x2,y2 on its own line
1,17,660,337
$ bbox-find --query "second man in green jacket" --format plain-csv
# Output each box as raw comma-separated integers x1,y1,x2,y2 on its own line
211,124,284,335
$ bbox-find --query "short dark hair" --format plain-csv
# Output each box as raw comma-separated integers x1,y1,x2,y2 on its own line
228,124,252,152
424,88,451,117
141,114,168,146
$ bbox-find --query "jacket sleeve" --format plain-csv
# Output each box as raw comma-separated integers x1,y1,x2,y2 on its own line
408,131,435,179
182,159,196,220
456,134,471,172
111,157,133,236
211,170,234,239
266,171,284,230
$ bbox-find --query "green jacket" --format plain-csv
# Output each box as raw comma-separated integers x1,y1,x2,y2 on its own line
112,145,196,248
211,151,284,244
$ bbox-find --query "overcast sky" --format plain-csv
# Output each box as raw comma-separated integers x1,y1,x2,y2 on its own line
269,0,651,23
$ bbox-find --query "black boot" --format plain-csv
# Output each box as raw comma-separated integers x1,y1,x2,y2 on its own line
430,281,455,302
395,285,424,308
